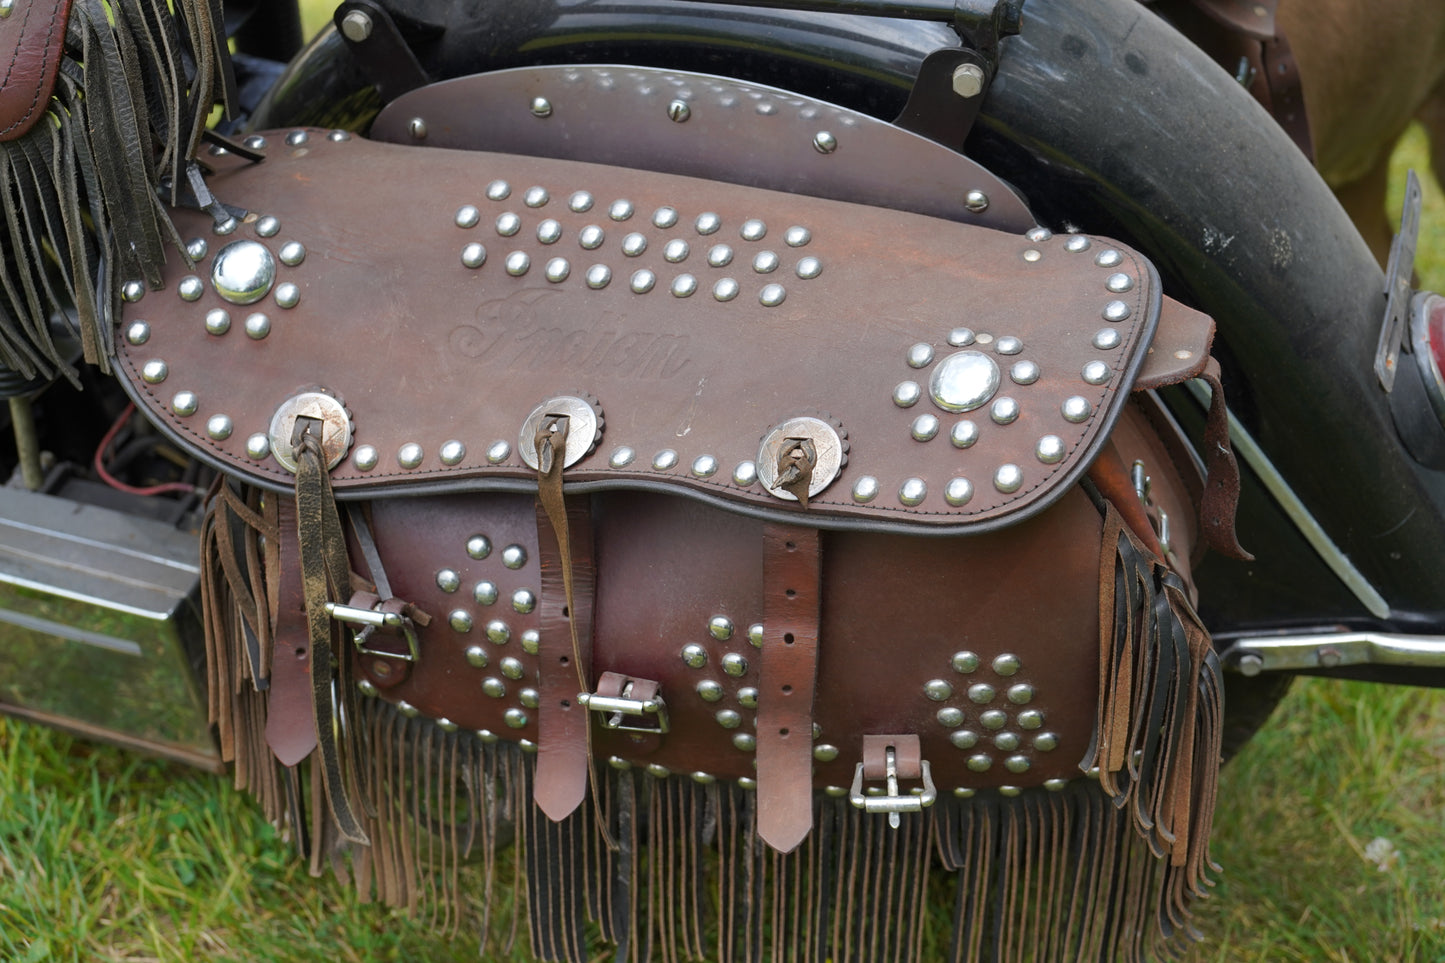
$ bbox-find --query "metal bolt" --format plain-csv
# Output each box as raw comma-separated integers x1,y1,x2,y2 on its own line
667,100,691,123
1237,653,1264,676
812,131,837,154
340,10,373,42
531,96,553,118
952,63,986,99
408,118,427,140
1318,647,1343,669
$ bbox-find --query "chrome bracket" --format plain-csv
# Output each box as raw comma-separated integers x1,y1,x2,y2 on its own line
1224,631,1445,675
327,599,420,662
579,671,669,734
1375,168,1422,391
849,734,937,828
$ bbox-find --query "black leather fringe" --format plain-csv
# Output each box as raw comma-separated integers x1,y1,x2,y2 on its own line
0,0,232,384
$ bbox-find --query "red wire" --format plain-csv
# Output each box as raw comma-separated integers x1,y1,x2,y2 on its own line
93,402,201,498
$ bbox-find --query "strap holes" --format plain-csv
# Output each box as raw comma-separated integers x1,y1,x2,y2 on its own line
779,727,790,736
784,633,795,644
785,540,797,551
781,684,792,694
560,655,570,665
785,588,796,598
561,699,571,708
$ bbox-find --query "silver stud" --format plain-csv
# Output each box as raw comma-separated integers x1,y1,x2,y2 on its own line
899,477,927,506
206,414,233,440
734,733,758,752
1093,328,1122,350
1065,235,1092,253
696,212,721,235
279,241,305,266
621,233,648,257
950,420,980,450
1082,361,1111,385
496,213,521,237
964,190,989,213
396,700,419,719
449,610,474,633
993,732,1020,751
473,581,498,605
740,219,766,241
852,475,879,503
502,545,527,569
477,730,500,744
353,445,379,471
245,434,271,460
211,240,276,305
126,321,152,346
487,440,511,464
243,313,271,340
652,207,680,230
177,276,204,302
689,771,717,785
646,764,670,778
748,624,764,648
141,360,168,384
521,630,540,655
586,264,612,289
707,244,733,268
1036,435,1066,464
752,250,779,274
804,126,836,152
652,449,678,470
722,653,748,677
565,191,593,214
486,180,511,202
671,274,698,298
924,679,953,701
285,130,309,147
186,238,209,261
994,464,1023,493
759,283,786,306
609,446,635,468
968,683,996,704
530,97,553,118
813,744,840,762
435,569,461,593
966,754,992,772
931,350,1001,412
397,443,424,469
713,278,739,301
537,219,563,245
991,398,1020,425
436,440,465,466
948,328,975,347
512,588,537,614
1026,227,1053,242
716,710,742,729
697,680,724,702
486,620,511,644
911,414,940,442
945,478,974,506
980,709,1008,730
1006,361,1039,387
953,651,980,673
992,654,1021,676
544,257,570,283
952,787,977,798
1095,249,1123,268
732,460,757,486
252,217,281,241
1044,778,1068,792
707,616,734,642
893,381,921,408
1004,756,1031,774
681,644,707,668
1034,732,1059,752
1017,709,1044,730
500,657,525,680
1061,396,1092,423
505,252,530,277
1007,684,1035,705
951,730,980,750
465,646,488,668
738,686,759,708
995,336,1023,356
999,785,1023,797
666,99,691,123
241,135,267,151
662,239,690,263
607,756,630,770
1022,249,1042,262
1103,300,1131,322
523,186,549,208
504,708,528,729
937,707,964,727
170,391,198,417
455,205,481,229
907,343,935,368
630,269,656,294
1106,272,1135,293
609,199,634,221
274,283,300,309
794,256,823,280
122,280,146,302
776,227,809,251
357,679,378,697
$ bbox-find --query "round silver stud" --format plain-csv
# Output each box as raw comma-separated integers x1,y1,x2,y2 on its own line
512,588,537,614
1093,328,1122,350
759,283,786,307
740,219,767,242
566,191,594,214
1103,300,1132,322
357,679,378,697
931,350,1000,412
122,280,146,302
950,730,980,750
242,134,268,151
1065,235,1092,253
950,420,979,449
449,610,473,633
964,190,989,213
211,240,275,305
852,476,879,503
520,689,543,709
924,679,953,701
995,336,1023,356
252,217,279,240
1036,435,1066,465
141,360,168,384
784,226,812,249
695,213,721,235
1022,249,1042,262
1106,272,1135,293
671,274,698,298
952,651,980,673
892,381,921,408
991,397,1020,425
1017,709,1044,730
435,569,461,593
813,744,840,762
537,219,563,245
472,581,498,606
178,275,204,302
1026,227,1053,242
947,329,975,349
1044,778,1068,792
706,245,734,269
710,277,739,302
1004,756,1031,774
992,654,1021,676
752,250,779,273
530,97,552,118
952,787,977,799
455,205,481,229
206,414,233,440
353,446,379,471
696,680,724,702
505,252,530,276
652,207,679,229
993,732,1021,752
646,764,671,779
198,309,230,338
794,256,823,280
715,709,742,730
521,630,540,655
1095,249,1123,268
213,216,240,236
1082,361,1111,385
907,343,935,369
621,233,648,258
748,624,765,648
899,477,927,506
609,199,634,221
945,478,974,506
812,130,838,153
171,392,198,417
486,180,511,201
1007,684,1035,705
606,756,630,770
738,686,759,708
544,257,570,283
495,213,521,237
728,734,754,753
243,313,271,340
994,464,1023,493
968,683,996,704
500,657,525,680
681,644,708,668
477,730,500,744
501,545,527,569
1034,732,1059,752
585,264,612,289
980,710,1008,730
396,700,419,719
438,440,466,466
1061,396,1092,423
523,186,549,208
279,241,305,266
126,321,151,346
274,282,300,309
504,708,528,729
665,99,691,123
186,238,209,261
486,620,511,644
487,440,511,464
937,707,964,728
721,653,748,677
630,269,656,294
609,446,635,468
911,414,940,442
245,434,271,460
652,449,678,471
467,645,489,667
397,443,424,469
691,454,717,477
1005,362,1039,389
664,239,690,263
732,460,758,486
285,130,309,147
966,754,992,772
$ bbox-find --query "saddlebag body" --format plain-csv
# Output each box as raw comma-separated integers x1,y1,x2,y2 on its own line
115,132,1227,962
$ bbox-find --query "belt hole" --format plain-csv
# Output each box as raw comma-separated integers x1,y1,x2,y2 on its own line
781,684,792,694
784,633,795,644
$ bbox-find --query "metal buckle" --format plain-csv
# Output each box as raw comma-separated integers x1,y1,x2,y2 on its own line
326,601,420,662
849,735,937,828
578,671,669,734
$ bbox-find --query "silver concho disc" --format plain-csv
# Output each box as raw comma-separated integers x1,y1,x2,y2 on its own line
211,240,276,305
755,416,845,503
929,350,1001,413
267,391,353,473
518,395,602,470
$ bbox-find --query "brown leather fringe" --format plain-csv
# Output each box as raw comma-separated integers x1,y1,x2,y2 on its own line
0,0,232,383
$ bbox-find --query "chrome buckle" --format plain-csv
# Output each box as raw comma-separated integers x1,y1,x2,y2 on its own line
849,735,937,828
578,671,669,734
326,601,420,662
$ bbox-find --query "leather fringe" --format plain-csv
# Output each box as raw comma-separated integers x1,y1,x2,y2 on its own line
0,0,232,383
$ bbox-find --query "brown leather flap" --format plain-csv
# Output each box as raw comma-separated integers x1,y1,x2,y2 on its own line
0,0,71,142
116,132,1200,534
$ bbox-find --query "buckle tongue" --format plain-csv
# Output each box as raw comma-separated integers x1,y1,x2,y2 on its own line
579,671,669,734
849,734,937,828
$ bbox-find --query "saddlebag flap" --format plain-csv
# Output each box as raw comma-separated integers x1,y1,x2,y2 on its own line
115,132,1225,962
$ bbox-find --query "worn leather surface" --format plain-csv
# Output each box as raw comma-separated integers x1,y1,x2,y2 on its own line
0,0,70,142
114,131,1213,535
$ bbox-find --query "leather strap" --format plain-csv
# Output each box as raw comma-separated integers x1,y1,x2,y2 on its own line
0,0,71,142
755,524,821,853
1198,358,1251,560
265,496,319,767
